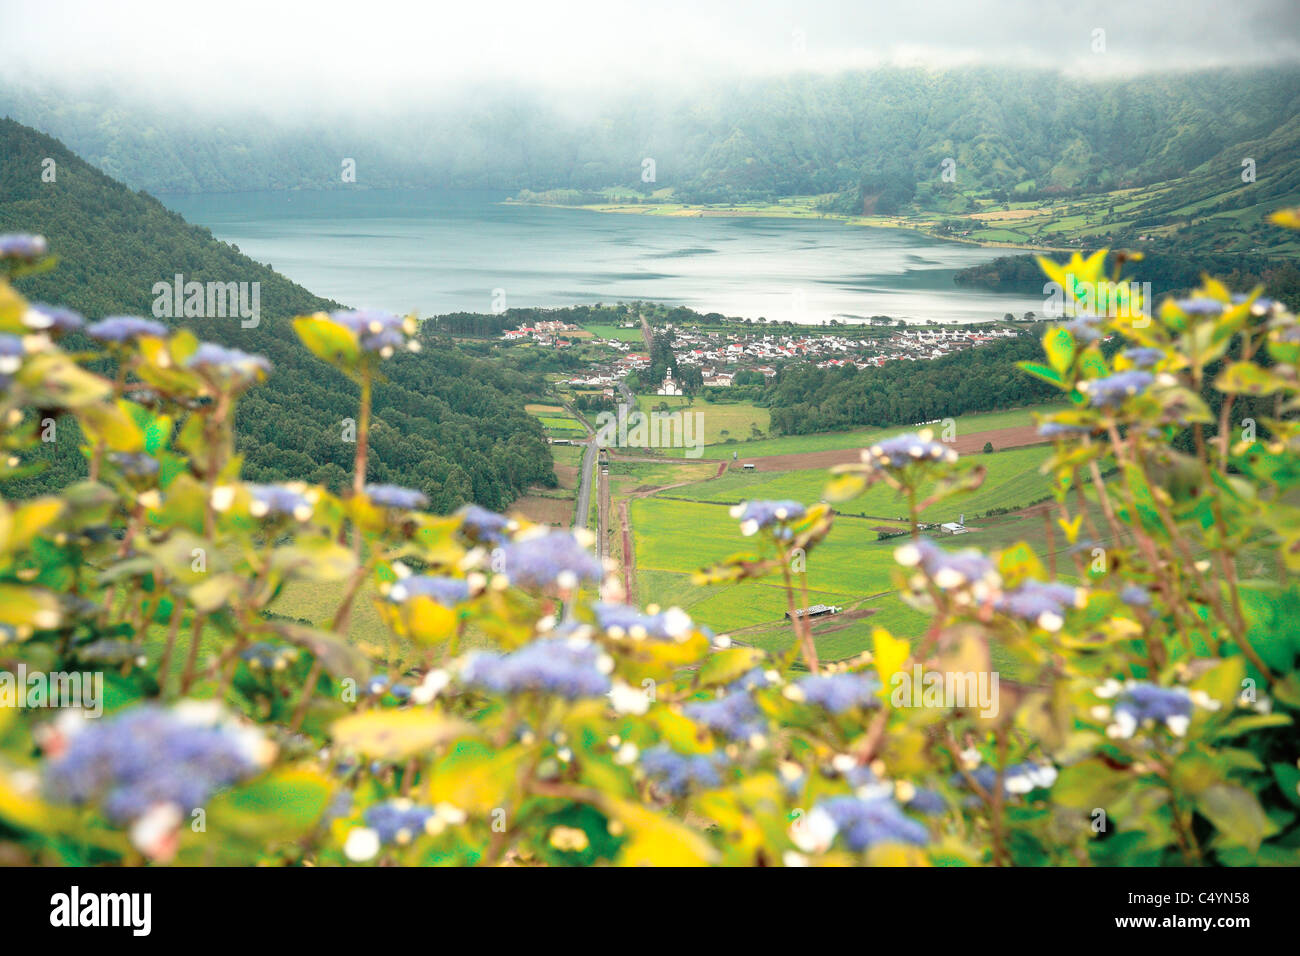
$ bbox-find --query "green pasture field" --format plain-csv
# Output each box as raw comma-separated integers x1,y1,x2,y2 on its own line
666,443,1056,522
605,458,720,489
630,394,770,447
539,416,586,432
652,404,1063,460
630,499,951,661
631,497,901,623
551,443,585,468
628,439,1084,662
578,323,645,343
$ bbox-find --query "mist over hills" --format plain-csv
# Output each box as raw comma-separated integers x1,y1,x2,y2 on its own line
3,66,1298,205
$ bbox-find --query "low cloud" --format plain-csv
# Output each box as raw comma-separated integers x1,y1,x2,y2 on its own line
1,0,1297,116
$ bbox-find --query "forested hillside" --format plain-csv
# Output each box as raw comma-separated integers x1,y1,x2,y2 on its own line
0,118,555,509
763,334,1062,435
4,66,1297,203
956,250,1300,305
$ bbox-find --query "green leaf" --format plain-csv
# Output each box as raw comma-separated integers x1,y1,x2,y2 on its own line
1270,762,1300,808
1195,783,1275,852
204,767,334,841
1043,326,1076,376
696,646,765,687
271,622,371,682
1216,362,1289,396
428,741,530,814
333,708,475,761
1018,361,1063,386
293,313,360,371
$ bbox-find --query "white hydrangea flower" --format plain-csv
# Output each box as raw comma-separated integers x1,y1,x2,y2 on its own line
344,826,381,862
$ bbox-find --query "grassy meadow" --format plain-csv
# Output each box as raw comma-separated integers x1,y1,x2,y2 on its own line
651,403,1062,459
629,436,1072,663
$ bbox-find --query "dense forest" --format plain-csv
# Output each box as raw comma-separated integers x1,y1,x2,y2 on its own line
4,66,1297,204
955,250,1300,306
428,304,638,338
762,334,1061,435
0,118,555,510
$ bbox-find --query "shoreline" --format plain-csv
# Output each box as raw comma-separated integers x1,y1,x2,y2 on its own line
502,197,1076,254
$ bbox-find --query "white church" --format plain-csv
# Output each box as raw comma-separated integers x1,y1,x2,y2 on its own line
656,370,683,396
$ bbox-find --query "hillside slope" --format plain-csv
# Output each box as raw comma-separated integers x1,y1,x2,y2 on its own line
3,66,1297,203
0,118,555,509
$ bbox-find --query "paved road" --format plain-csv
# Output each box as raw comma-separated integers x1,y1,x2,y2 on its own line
574,438,596,530
596,459,609,561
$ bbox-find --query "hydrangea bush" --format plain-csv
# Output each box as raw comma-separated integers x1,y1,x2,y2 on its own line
0,230,1298,867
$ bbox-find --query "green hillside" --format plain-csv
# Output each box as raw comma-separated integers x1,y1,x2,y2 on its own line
4,66,1298,206
0,118,556,509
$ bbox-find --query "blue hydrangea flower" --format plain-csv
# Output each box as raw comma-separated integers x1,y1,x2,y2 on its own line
1038,422,1093,439
458,504,512,544
904,787,947,815
1122,347,1164,369
239,642,298,671
42,703,272,824
640,745,725,796
1101,680,1193,738
861,432,958,470
843,764,944,814
186,343,271,382
328,309,417,356
1119,584,1152,607
24,303,84,333
388,575,470,607
0,335,23,387
0,233,48,261
496,531,604,591
728,499,806,536
246,483,315,521
952,762,1057,796
1066,315,1103,343
997,579,1084,631
728,667,775,693
1079,371,1153,409
789,673,882,713
841,763,884,791
684,691,766,742
1232,294,1277,316
798,795,929,852
86,316,169,343
363,799,437,844
1067,538,1102,557
591,602,692,640
894,536,1001,600
365,483,428,510
1174,297,1224,316
106,452,160,479
462,638,612,699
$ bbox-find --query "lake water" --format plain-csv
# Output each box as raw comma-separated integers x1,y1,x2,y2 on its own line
164,189,1045,325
